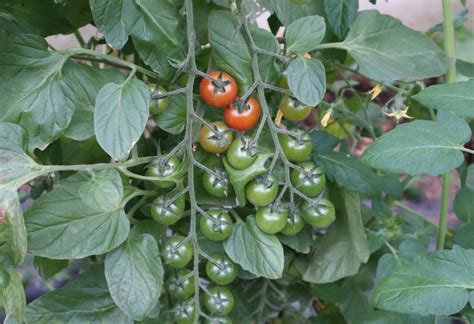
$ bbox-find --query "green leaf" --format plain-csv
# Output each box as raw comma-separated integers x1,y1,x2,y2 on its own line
94,78,149,160
311,130,340,153
454,186,474,223
288,57,326,106
285,15,326,54
224,216,284,279
105,233,163,320
25,172,129,259
79,169,124,212
278,225,312,254
33,257,69,280
26,266,131,323
340,10,449,81
223,154,271,206
360,118,471,176
370,245,474,316
454,222,474,250
303,188,370,283
154,93,186,134
2,270,26,323
412,80,474,118
314,151,380,196
265,0,324,26
324,0,358,39
456,59,474,78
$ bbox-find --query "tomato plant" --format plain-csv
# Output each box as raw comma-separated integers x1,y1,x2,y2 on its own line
1,0,473,323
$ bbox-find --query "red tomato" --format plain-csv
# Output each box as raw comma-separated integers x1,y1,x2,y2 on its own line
200,71,238,108
223,97,261,131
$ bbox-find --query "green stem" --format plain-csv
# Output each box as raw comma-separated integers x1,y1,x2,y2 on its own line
73,30,86,47
436,0,456,251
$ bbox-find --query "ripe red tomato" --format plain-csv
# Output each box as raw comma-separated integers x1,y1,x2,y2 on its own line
224,97,260,131
200,71,238,108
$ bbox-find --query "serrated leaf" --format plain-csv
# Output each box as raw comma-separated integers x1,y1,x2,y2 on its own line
224,216,284,279
278,225,312,254
360,118,471,176
94,79,149,160
33,256,69,280
412,80,474,118
288,56,326,106
324,0,358,39
285,15,326,54
79,169,123,212
2,270,26,323
264,0,324,26
105,233,163,320
154,93,186,134
25,173,129,259
340,10,449,81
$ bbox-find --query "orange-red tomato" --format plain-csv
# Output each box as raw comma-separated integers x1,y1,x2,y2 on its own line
199,71,238,108
224,97,260,131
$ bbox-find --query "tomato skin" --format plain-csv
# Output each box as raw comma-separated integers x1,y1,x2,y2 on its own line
204,287,235,316
279,95,312,122
200,71,238,108
245,176,279,207
146,156,180,189
166,269,195,300
162,235,193,268
175,299,196,324
279,131,313,162
280,210,305,236
151,194,185,225
202,169,232,198
224,97,260,131
206,255,237,285
226,137,257,170
148,84,169,115
0,268,10,288
301,198,336,228
205,317,232,324
200,210,233,241
199,122,234,154
291,162,326,197
256,207,288,234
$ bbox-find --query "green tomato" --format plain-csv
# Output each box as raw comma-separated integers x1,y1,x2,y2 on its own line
301,198,336,228
290,162,326,197
175,299,196,324
280,210,305,236
278,70,288,89
0,267,10,288
226,137,257,170
166,269,195,300
206,255,237,285
255,206,288,234
245,176,279,207
205,317,232,324
279,130,313,162
279,95,312,122
200,210,233,241
203,168,232,198
146,156,180,189
204,287,235,316
162,235,193,268
199,122,234,154
149,84,170,115
151,194,185,225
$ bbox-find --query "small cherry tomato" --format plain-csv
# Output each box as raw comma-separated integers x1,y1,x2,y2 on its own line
162,235,193,268
166,269,195,300
200,209,233,241
203,168,232,198
151,194,185,225
279,95,312,122
146,156,181,189
206,255,237,285
256,206,288,234
226,136,257,170
301,198,336,228
245,176,279,207
175,299,196,324
280,210,305,236
200,71,238,108
148,84,170,115
204,286,235,316
0,267,10,288
224,97,260,131
291,162,326,197
199,122,234,154
279,130,313,162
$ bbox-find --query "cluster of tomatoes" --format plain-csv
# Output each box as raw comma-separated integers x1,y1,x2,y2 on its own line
145,71,335,323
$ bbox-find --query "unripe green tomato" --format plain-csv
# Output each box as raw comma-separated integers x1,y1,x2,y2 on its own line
204,286,235,316
166,269,195,300
245,176,278,207
146,156,180,189
200,210,233,241
0,267,10,288
199,122,234,154
226,137,257,170
279,131,313,162
290,162,326,197
148,84,169,115
206,316,232,324
162,235,193,268
256,207,288,234
279,95,312,122
151,194,185,225
280,210,305,236
301,198,336,228
175,299,196,324
206,255,237,285
203,169,232,198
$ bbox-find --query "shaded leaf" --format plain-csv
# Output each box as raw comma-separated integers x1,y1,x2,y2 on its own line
288,56,326,106
324,0,358,39
155,93,186,134
2,270,26,323
33,257,69,280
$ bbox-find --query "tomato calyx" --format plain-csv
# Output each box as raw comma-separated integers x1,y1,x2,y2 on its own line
209,72,232,94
